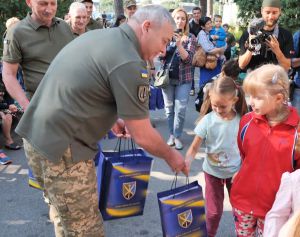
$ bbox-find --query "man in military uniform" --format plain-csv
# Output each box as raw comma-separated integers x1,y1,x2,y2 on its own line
238,0,293,71
80,0,103,30
2,0,74,236
16,5,187,237
124,0,137,19
68,2,88,36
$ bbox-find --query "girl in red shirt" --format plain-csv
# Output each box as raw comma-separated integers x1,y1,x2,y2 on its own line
230,64,300,236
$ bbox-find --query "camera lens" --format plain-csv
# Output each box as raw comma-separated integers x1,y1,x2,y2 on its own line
250,38,258,45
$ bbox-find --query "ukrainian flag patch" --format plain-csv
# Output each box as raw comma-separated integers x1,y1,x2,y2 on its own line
140,70,148,79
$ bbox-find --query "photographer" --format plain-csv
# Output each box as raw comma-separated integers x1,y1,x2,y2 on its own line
238,0,293,72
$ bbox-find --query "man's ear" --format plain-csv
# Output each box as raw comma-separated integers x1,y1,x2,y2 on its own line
26,0,32,8
141,20,151,33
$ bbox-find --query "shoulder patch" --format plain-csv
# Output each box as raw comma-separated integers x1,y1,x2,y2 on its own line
137,85,149,103
140,70,148,79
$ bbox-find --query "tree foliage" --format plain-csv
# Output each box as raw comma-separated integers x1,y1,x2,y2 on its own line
235,0,300,33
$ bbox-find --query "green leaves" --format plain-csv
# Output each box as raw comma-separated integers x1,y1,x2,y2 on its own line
235,0,300,33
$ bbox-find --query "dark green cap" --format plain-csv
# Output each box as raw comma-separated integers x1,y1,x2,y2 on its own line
262,0,281,8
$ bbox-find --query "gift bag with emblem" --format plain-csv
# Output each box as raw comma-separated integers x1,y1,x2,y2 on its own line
157,178,207,237
97,139,153,220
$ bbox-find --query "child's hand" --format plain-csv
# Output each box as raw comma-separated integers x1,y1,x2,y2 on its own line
184,156,193,175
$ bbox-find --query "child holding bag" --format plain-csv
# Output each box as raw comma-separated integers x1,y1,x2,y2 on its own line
185,75,247,237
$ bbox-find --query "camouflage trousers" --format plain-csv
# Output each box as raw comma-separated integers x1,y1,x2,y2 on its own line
23,139,105,237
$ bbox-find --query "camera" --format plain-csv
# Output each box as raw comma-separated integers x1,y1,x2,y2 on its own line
174,28,183,36
172,29,183,42
248,18,272,54
250,32,272,45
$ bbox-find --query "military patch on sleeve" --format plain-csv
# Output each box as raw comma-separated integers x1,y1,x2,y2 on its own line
3,39,10,56
137,85,149,103
140,70,148,79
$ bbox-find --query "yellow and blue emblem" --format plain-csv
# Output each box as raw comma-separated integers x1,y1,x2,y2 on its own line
178,209,193,228
122,181,136,200
140,69,148,79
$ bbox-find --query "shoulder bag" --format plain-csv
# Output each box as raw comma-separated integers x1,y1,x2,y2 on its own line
154,48,177,89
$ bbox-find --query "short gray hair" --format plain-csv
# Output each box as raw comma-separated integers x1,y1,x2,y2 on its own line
131,5,175,29
69,2,86,15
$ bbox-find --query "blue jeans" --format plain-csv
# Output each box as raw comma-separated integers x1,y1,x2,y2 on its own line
162,82,191,138
292,88,300,115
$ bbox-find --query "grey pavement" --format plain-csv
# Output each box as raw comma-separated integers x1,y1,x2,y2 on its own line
0,71,235,237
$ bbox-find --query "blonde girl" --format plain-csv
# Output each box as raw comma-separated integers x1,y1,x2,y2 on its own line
185,75,247,237
230,64,300,237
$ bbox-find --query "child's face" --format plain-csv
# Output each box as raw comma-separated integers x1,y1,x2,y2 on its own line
210,92,238,119
248,90,282,116
214,17,222,28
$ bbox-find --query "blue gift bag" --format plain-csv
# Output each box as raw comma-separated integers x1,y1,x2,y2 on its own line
157,180,207,237
149,86,157,110
149,86,164,110
156,87,164,109
97,142,153,220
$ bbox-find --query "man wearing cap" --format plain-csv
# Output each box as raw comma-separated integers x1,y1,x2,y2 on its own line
16,5,187,237
80,0,103,30
124,0,137,19
238,0,293,71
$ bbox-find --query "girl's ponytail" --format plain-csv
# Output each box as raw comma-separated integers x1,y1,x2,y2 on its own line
235,86,248,117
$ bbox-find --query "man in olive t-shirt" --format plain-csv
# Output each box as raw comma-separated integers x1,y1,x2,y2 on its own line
16,5,188,237
2,0,74,109
79,0,103,30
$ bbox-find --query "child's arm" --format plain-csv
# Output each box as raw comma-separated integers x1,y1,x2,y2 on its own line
217,28,227,41
263,172,292,237
185,136,203,174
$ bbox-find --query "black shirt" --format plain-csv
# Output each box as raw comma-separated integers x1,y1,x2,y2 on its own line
189,19,201,38
239,27,294,71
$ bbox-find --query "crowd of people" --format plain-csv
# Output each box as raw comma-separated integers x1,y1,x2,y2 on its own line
1,0,300,236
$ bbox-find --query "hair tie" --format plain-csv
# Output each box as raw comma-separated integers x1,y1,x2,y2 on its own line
272,72,278,84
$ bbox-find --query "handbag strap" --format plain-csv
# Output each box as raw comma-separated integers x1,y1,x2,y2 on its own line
164,46,177,70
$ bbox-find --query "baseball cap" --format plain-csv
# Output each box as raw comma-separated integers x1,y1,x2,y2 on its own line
124,0,137,8
78,0,93,3
262,0,281,8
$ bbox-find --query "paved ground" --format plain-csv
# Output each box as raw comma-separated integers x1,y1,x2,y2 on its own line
0,70,235,237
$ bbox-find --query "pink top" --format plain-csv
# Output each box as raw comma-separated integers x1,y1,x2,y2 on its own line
264,169,300,237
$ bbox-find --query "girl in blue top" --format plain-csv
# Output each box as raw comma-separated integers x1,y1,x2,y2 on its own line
185,75,247,237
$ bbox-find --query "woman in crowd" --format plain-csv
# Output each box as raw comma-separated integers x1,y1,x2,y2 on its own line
161,7,197,150
197,16,225,87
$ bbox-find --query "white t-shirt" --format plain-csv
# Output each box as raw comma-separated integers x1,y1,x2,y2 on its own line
194,111,241,179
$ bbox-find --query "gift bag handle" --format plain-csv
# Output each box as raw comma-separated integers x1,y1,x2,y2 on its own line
170,174,191,199
113,138,141,165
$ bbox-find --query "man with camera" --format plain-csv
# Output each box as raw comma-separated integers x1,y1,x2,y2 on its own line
238,0,293,72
